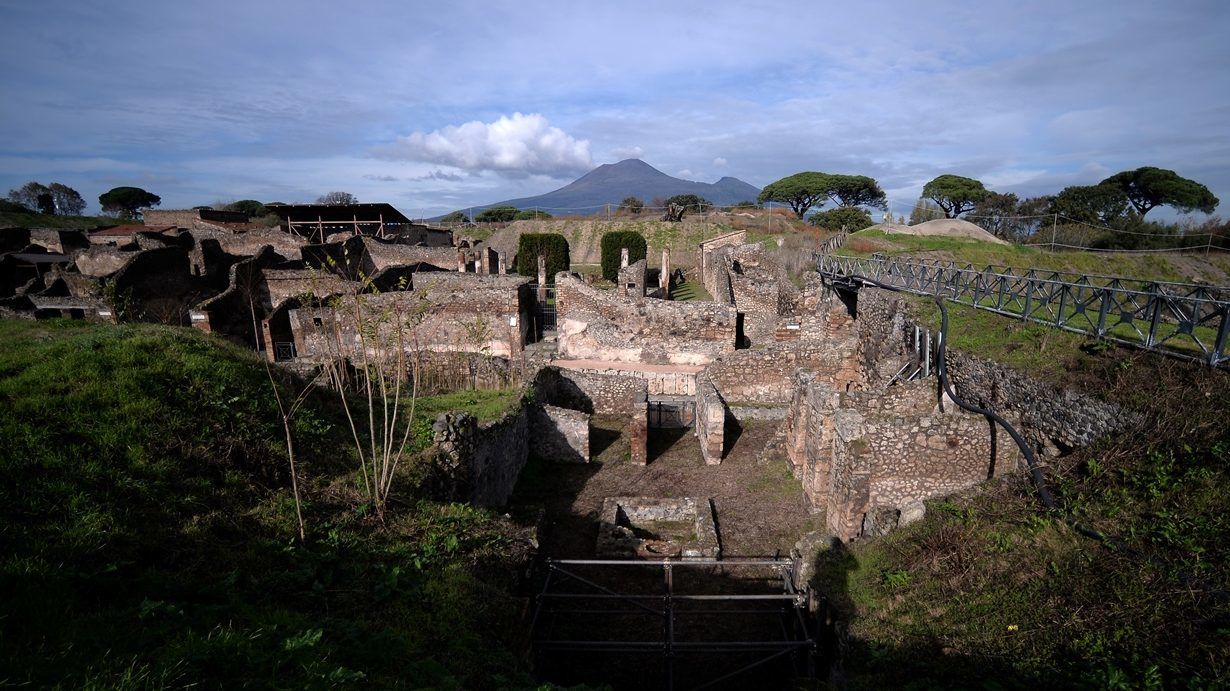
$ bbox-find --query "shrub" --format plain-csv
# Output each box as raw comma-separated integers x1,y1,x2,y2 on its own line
515,233,570,283
810,207,874,232
599,230,647,280
514,209,552,220
440,211,467,223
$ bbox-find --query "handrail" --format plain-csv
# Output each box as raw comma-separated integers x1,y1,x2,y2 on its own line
819,254,1230,367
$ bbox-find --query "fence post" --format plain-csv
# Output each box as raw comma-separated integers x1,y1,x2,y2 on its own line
1050,214,1058,252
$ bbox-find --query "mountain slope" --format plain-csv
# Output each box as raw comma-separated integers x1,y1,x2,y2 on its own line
462,159,760,215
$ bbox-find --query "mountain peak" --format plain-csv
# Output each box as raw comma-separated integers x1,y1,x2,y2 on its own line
457,160,761,217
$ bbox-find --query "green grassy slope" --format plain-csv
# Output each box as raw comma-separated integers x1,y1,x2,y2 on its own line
837,229,1230,285
0,211,117,229
814,339,1230,688
0,320,535,689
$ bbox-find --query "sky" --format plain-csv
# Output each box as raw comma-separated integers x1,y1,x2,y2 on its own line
1,0,1229,221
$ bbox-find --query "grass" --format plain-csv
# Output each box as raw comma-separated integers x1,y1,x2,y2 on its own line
0,319,542,689
0,211,117,229
670,277,711,301
838,229,1230,285
811,334,1230,689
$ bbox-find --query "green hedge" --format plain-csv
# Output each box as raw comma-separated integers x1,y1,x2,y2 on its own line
599,230,647,281
515,233,570,283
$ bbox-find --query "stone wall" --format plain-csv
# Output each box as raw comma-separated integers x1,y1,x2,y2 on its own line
553,361,700,396
698,230,746,302
111,246,209,326
290,273,532,361
432,408,529,507
535,366,648,466
785,367,1020,540
852,286,1137,454
617,257,647,298
530,404,590,463
262,269,357,308
75,246,137,278
694,371,726,465
187,227,307,262
708,337,862,405
555,272,737,365
535,367,647,416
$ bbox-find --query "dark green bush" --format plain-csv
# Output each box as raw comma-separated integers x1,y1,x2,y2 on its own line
599,230,647,280
515,233,570,283
809,206,874,231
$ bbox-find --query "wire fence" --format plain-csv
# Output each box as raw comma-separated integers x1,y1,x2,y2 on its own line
818,253,1230,367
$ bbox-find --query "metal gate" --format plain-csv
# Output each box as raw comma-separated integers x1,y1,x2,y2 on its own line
528,283,557,335
530,557,817,690
648,399,696,429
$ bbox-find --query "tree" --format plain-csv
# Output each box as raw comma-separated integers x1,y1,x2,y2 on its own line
225,199,268,217
474,205,518,223
809,207,873,232
7,182,50,213
758,172,832,218
0,199,32,213
99,186,161,219
316,191,358,205
48,183,86,216
618,196,644,214
600,230,648,280
824,174,888,210
440,210,467,223
661,194,711,222
922,174,990,218
1050,184,1132,226
908,199,946,224
515,233,570,282
515,209,552,220
1101,166,1219,218
36,193,55,215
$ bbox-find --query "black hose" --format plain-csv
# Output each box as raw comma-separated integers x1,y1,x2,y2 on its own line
841,274,1057,508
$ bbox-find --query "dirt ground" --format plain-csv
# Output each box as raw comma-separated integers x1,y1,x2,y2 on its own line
511,416,825,560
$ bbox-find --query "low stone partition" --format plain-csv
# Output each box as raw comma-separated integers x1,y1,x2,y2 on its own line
530,404,590,463
597,496,721,560
694,371,726,465
552,359,701,396
707,338,862,407
432,407,529,507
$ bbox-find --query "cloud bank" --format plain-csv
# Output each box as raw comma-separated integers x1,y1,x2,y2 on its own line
378,113,592,177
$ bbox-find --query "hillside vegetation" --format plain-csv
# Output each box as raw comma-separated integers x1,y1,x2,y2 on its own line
0,211,117,230
0,320,537,688
815,328,1230,688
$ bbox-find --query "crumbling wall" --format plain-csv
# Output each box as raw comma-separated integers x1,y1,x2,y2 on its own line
616,257,647,298
110,246,207,325
430,408,529,507
188,227,307,261
530,404,590,463
708,338,862,405
694,371,726,465
534,367,648,466
852,286,1137,455
75,246,137,278
290,273,532,361
552,362,700,397
785,368,1020,541
698,230,745,301
555,272,736,365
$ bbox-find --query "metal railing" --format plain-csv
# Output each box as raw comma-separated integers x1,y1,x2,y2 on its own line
818,253,1230,367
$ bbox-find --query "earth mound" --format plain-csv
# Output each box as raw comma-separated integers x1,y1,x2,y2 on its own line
871,218,1008,245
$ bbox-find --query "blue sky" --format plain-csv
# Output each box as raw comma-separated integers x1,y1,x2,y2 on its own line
2,0,1228,220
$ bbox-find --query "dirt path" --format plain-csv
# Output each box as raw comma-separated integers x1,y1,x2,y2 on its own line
511,419,824,559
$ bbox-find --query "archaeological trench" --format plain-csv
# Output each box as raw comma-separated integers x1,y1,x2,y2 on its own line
2,217,1136,689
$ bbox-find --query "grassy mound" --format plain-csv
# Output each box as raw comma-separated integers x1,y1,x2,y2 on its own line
0,320,535,688
815,343,1230,688
0,211,117,230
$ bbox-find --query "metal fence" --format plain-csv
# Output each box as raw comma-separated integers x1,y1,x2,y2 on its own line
818,253,1230,367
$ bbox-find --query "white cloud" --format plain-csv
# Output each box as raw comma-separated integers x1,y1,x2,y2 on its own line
612,145,644,160
712,157,727,167
676,169,695,179
377,113,592,177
